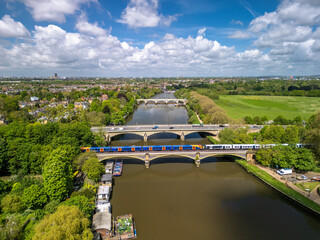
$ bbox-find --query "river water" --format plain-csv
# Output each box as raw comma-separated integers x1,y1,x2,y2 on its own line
110,92,210,146
109,92,320,240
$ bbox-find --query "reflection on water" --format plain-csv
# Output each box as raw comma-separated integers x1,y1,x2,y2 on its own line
110,159,320,240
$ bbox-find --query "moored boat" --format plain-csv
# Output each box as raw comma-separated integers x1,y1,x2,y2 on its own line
105,161,114,174
113,160,123,176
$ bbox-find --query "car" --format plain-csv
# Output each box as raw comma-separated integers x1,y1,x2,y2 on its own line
111,127,115,130
152,126,159,129
169,126,174,129
296,175,308,180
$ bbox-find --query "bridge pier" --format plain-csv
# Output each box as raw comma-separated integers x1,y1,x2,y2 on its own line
144,133,148,142
246,152,254,162
145,153,150,168
180,132,185,141
105,133,111,144
195,152,200,167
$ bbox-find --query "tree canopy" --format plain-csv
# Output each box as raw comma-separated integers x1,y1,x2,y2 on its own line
82,157,104,182
43,148,73,202
32,205,93,240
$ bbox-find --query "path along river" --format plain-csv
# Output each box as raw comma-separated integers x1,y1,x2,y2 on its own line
109,92,320,240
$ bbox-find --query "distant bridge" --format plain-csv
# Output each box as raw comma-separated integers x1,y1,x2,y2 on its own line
91,124,220,143
97,150,254,168
136,99,187,105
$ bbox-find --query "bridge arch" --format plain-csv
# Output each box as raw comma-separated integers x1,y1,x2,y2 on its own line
145,99,157,104
99,155,146,162
110,132,144,141
200,153,246,161
184,131,216,138
149,154,196,162
147,132,180,140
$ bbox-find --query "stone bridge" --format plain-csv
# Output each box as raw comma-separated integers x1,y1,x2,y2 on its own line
97,150,254,168
137,99,187,105
91,124,220,143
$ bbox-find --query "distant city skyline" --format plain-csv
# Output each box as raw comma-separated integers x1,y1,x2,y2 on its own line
0,0,320,77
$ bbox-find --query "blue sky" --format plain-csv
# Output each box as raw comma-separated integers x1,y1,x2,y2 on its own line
0,0,319,77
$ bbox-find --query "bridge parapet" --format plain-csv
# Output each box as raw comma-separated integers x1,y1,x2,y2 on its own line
136,99,187,105
96,150,252,168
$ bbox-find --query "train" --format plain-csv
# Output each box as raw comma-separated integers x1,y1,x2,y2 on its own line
81,143,305,153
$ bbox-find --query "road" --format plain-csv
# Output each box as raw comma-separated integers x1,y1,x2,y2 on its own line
91,124,263,133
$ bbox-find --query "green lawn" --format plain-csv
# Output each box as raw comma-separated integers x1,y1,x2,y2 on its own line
215,95,320,120
296,182,320,192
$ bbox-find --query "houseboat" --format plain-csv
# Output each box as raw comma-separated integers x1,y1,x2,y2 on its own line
105,161,114,174
113,160,123,177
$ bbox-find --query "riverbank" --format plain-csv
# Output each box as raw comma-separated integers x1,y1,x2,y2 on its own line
235,160,320,216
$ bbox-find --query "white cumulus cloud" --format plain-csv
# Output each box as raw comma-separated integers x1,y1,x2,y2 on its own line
0,15,30,38
117,0,177,28
20,0,97,22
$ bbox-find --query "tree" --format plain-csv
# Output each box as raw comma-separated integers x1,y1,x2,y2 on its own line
255,148,273,166
32,205,93,240
282,125,299,143
293,148,316,172
0,137,8,174
22,184,48,209
76,152,97,171
44,200,60,215
219,128,236,143
306,112,320,156
70,188,96,202
60,196,95,217
273,115,289,125
1,194,24,213
0,216,23,240
82,157,104,182
260,125,285,143
43,148,73,202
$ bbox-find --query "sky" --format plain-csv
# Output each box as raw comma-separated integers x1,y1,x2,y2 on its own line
0,0,320,77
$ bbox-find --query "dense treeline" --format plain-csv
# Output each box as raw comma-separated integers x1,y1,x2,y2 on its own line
218,125,305,144
0,122,94,175
0,121,102,239
255,146,315,172
184,79,320,97
175,89,230,124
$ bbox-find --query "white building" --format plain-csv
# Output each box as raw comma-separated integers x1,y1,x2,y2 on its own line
97,185,111,201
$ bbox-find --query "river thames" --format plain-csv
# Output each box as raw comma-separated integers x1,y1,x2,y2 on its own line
110,92,320,240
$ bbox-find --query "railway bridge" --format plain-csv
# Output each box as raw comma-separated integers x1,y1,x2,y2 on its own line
91,124,220,143
136,99,187,105
97,150,254,168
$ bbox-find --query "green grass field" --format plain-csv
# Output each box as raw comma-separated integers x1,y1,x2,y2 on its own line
215,95,320,120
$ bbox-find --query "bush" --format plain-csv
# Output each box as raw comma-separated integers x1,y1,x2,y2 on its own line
60,196,95,217
82,157,104,182
22,184,48,209
70,188,96,201
1,194,24,213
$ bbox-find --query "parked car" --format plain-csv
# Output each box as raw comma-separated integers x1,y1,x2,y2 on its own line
152,126,159,129
296,175,308,180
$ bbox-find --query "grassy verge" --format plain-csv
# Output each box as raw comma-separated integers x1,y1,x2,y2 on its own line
296,182,320,192
207,136,220,144
236,160,320,214
188,110,200,124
